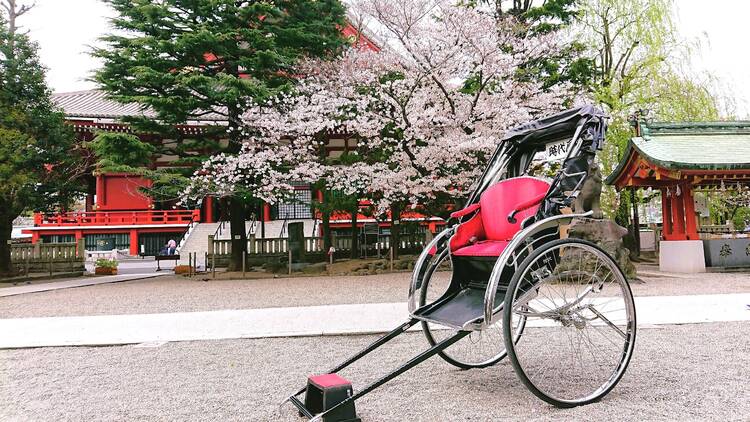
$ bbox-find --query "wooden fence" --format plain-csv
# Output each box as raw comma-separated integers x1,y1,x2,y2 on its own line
207,233,428,259
10,241,86,273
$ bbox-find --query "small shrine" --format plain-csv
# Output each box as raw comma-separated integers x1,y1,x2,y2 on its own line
606,121,750,272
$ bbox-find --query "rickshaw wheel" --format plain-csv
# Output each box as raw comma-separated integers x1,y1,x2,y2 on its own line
418,250,524,369
502,238,636,407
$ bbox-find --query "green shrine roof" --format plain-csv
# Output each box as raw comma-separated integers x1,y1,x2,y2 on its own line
605,121,750,184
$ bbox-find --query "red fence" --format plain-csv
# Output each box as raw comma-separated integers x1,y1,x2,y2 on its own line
34,210,200,226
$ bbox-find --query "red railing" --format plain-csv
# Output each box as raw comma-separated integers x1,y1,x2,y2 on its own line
34,210,201,227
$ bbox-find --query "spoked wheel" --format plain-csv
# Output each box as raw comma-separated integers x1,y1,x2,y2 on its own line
419,250,524,369
502,238,636,407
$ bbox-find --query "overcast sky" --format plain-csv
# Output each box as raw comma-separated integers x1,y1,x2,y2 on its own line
20,0,750,118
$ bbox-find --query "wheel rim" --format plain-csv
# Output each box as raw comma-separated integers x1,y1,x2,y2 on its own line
420,252,523,368
506,241,636,404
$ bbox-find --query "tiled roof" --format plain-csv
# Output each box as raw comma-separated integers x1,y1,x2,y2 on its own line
52,90,226,122
636,121,750,170
605,121,750,184
633,133,750,169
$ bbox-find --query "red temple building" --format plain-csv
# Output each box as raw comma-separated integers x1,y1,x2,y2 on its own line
24,20,443,257
23,89,220,256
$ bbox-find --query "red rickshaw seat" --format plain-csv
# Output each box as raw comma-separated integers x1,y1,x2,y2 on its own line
451,177,550,257
452,240,509,256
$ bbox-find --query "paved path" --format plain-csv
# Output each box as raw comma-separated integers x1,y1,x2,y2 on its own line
0,273,164,297
1,293,748,348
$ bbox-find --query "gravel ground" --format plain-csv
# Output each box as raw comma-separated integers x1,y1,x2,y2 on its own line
1,322,748,421
1,267,748,319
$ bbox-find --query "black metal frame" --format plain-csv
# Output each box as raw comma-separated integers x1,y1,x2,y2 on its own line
286,319,470,421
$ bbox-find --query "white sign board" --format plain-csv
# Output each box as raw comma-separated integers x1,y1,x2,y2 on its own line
546,140,570,161
693,193,710,217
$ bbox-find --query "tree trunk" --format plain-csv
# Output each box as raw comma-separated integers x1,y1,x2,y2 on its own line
0,213,14,275
223,75,248,271
390,203,401,259
228,196,247,271
349,203,359,259
614,192,631,228
317,186,332,253
219,197,229,222
321,208,331,253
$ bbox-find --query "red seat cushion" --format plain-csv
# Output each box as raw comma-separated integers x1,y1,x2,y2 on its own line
309,373,351,388
479,177,550,241
452,240,509,257
450,177,550,257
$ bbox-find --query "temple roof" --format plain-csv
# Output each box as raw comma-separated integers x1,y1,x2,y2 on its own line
52,90,227,122
605,121,750,186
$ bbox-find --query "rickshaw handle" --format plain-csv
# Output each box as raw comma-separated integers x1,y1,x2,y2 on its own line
507,192,547,223
450,191,547,223
409,227,454,314
449,203,480,219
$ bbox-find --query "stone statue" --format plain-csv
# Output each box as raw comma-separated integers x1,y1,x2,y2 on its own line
567,217,638,280
573,161,604,219
561,161,639,281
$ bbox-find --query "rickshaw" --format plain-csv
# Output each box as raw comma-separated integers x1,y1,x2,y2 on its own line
286,105,637,420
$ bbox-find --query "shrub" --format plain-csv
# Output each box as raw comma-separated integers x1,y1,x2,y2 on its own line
95,258,118,269
732,207,750,231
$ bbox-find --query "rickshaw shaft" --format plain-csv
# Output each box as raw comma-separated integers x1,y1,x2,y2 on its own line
290,319,419,400
309,330,471,421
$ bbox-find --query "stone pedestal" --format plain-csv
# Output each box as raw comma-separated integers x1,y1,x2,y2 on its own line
659,240,706,273
567,217,637,280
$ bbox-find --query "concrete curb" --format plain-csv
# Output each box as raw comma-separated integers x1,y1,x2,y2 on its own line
1,293,748,349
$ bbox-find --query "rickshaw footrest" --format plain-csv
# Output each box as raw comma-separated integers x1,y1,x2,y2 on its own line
415,287,506,327
304,374,359,422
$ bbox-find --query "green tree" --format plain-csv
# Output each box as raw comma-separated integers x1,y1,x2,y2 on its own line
0,1,84,275
93,0,347,269
88,132,156,171
575,0,722,223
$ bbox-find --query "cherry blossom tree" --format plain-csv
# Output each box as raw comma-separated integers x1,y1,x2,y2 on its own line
188,0,571,253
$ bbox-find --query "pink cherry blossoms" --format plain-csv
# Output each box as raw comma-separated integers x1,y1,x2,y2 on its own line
187,0,570,213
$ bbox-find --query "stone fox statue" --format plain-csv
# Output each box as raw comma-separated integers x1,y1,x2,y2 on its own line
573,161,604,219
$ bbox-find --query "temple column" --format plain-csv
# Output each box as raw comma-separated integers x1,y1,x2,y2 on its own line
129,229,139,256
682,184,699,240
659,183,706,273
263,203,271,222
95,175,105,209
204,196,215,223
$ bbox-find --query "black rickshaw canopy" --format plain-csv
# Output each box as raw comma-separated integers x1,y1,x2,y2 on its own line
501,104,605,147
466,105,607,207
